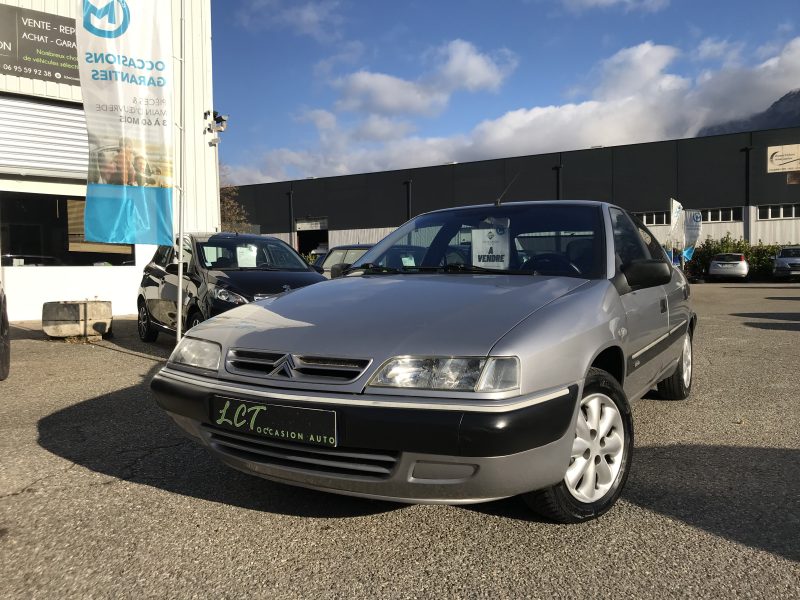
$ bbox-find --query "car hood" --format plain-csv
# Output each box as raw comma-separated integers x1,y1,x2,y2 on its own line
207,269,325,297
190,274,589,359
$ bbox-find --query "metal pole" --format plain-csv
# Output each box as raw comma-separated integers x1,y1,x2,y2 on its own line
287,188,295,249
176,0,187,341
403,179,412,221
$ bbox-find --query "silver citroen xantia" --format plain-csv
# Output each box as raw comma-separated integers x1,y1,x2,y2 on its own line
151,201,696,522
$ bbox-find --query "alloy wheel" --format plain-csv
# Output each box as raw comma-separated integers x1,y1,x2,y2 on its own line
138,305,149,338
565,393,625,503
682,332,692,388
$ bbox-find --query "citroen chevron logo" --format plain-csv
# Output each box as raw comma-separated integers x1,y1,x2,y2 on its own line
269,354,295,378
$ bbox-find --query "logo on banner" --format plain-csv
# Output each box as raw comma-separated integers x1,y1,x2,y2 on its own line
83,0,130,39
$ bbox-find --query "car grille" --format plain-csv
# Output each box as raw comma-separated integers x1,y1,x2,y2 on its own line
202,425,399,479
225,348,371,383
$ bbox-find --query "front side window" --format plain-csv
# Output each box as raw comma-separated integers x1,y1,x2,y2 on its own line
609,208,649,267
198,239,309,271
355,204,605,278
322,249,347,269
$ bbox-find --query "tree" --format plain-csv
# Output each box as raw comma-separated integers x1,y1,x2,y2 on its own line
219,164,254,233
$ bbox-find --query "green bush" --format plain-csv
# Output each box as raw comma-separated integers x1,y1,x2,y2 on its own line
686,234,782,278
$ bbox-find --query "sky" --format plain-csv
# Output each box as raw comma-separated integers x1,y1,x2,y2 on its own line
210,0,800,185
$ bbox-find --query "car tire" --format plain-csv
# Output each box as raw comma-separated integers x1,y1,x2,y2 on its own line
137,301,159,343
0,304,9,381
523,367,633,523
657,330,692,400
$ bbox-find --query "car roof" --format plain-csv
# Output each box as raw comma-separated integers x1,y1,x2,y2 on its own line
328,244,372,251
420,200,613,217
187,232,282,243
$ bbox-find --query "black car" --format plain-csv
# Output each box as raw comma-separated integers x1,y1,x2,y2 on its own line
137,233,325,342
0,279,9,381
318,244,372,278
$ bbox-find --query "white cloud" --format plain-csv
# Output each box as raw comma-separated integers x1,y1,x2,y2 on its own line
435,40,518,92
352,115,416,142
334,39,517,116
561,0,669,13
225,37,800,185
694,37,743,65
314,40,365,77
335,71,450,115
236,0,343,43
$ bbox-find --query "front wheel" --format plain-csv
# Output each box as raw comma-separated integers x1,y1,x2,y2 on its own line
137,302,159,343
523,367,633,523
657,330,692,400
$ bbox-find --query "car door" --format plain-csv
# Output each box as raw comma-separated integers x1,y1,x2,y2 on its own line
161,237,200,330
609,208,669,398
144,246,172,327
629,214,691,365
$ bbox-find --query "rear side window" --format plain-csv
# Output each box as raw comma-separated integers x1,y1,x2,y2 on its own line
151,246,172,268
322,249,347,269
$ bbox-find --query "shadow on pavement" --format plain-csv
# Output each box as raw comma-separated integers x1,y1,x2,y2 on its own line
624,445,799,562
722,286,799,290
742,322,800,332
765,296,800,301
37,362,397,520
36,351,799,555
731,312,800,321
9,324,46,341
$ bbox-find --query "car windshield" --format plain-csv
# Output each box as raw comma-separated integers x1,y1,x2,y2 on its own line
713,254,743,261
353,204,605,278
198,239,309,271
778,248,800,258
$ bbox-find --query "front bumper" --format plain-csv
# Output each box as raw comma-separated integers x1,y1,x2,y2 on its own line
150,369,579,503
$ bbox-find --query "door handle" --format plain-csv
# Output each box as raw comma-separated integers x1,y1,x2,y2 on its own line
660,298,667,313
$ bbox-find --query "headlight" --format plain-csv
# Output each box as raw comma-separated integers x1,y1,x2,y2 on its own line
211,286,248,304
369,356,519,392
169,337,221,371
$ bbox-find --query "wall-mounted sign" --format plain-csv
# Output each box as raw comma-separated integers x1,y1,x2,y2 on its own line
767,144,800,173
296,218,328,231
0,4,79,87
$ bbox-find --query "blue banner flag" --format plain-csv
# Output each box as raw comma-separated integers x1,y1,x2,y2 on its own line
84,184,172,245
77,0,174,245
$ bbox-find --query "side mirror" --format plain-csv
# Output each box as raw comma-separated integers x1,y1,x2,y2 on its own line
165,262,188,276
330,263,352,279
622,259,672,289
312,264,324,274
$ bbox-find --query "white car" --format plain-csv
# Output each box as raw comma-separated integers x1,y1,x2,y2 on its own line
708,253,749,280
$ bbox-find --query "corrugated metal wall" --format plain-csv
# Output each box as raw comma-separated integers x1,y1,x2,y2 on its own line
0,95,88,178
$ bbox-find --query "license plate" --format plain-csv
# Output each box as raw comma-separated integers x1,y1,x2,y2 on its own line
720,264,733,268
210,396,337,447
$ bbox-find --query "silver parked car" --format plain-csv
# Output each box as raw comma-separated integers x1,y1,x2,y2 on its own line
707,253,749,280
151,201,696,523
773,246,800,279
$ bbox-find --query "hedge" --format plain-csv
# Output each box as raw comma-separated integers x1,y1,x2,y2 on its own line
685,234,784,277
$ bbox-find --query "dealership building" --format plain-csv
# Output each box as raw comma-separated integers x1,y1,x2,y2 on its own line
0,0,219,321
236,127,800,256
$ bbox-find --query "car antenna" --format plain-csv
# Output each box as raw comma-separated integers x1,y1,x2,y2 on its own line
495,172,520,206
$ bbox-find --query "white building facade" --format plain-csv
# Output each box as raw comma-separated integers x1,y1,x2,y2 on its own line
0,0,219,321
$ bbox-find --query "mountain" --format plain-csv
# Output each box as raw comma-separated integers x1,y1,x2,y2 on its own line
698,90,800,136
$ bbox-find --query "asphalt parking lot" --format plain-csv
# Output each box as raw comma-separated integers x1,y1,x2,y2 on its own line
1,282,798,599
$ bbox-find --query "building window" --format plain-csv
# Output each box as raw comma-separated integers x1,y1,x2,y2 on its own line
0,191,134,266
700,207,743,223
632,211,670,226
757,204,800,220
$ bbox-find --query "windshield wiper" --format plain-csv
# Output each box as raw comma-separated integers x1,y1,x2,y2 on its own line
344,263,400,275
403,264,535,275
